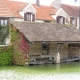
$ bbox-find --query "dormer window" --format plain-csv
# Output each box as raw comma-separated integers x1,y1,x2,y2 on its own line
70,17,77,27
24,12,35,22
26,13,31,21
57,16,65,24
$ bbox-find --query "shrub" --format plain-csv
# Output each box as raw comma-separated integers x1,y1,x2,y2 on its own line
0,46,13,65
10,26,30,66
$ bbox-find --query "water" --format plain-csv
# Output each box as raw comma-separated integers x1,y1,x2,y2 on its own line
0,62,80,80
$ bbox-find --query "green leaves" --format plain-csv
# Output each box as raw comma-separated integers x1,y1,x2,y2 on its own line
0,46,13,65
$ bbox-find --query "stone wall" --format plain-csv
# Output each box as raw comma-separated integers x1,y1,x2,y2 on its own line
29,42,42,61
29,42,79,61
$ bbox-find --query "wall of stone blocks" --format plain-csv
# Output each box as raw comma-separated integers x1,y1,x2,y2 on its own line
29,42,79,61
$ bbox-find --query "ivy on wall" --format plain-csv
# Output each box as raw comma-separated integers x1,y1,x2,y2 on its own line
10,25,30,66
0,25,30,66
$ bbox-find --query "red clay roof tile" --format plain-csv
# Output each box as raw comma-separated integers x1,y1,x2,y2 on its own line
2,0,56,20
0,0,13,17
3,0,27,18
32,4,56,20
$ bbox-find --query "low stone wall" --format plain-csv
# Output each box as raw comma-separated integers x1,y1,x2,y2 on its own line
29,42,79,62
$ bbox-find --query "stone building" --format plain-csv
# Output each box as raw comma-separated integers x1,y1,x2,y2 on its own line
12,22,80,63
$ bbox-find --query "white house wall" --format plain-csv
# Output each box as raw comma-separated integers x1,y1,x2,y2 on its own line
13,18,24,21
56,8,68,18
18,4,36,21
19,11,24,18
35,20,44,23
51,15,56,20
23,4,36,14
77,17,79,29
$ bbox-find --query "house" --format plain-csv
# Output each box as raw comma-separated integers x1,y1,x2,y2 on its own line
51,0,79,29
0,0,14,45
12,21,80,64
0,0,13,26
2,0,55,23
1,0,79,29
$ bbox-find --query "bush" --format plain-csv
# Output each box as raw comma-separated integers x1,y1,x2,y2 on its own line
0,52,12,65
0,46,13,65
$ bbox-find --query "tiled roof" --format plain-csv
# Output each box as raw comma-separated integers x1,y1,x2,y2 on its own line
51,1,79,17
12,21,80,42
2,0,57,20
61,4,79,17
0,0,13,17
32,4,57,20
3,0,28,18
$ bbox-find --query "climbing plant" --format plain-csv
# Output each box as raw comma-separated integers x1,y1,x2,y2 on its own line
10,26,30,66
0,25,30,66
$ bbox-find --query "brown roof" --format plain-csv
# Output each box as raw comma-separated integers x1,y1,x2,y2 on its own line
0,0,13,17
12,21,80,42
61,4,79,17
2,0,57,20
50,2,79,17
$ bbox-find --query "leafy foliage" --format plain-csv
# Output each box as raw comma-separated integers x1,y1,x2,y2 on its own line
0,46,13,65
0,25,30,66
10,26,30,66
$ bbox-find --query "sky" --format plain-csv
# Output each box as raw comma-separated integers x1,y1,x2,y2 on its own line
12,0,79,6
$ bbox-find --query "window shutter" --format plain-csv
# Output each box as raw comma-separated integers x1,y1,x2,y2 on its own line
70,17,72,24
57,16,59,23
0,19,1,26
32,14,35,21
24,13,27,21
75,18,77,27
63,17,65,24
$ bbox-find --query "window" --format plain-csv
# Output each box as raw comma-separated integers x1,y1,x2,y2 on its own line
24,12,35,21
42,42,49,55
70,17,77,27
27,13,31,21
57,16,65,24
0,19,8,26
42,42,48,50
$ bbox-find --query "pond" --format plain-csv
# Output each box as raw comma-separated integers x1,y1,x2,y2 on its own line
0,62,80,80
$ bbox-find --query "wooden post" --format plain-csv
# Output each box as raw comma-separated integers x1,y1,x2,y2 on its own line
56,43,63,63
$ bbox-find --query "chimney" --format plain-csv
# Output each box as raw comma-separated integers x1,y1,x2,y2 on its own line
53,0,61,9
36,0,40,7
